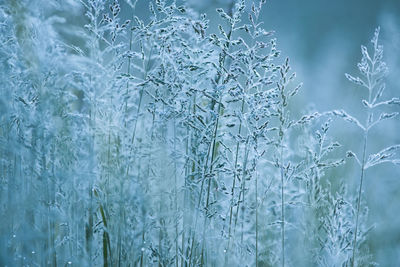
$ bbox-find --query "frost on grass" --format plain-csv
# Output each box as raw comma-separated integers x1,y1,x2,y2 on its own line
0,1,398,267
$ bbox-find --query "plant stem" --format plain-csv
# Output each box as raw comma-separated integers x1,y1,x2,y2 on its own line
233,139,249,238
351,65,373,267
255,166,258,267
280,144,285,267
351,131,368,267
200,94,223,265
174,119,179,267
225,99,245,262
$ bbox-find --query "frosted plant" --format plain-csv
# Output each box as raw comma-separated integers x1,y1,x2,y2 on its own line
301,119,357,266
338,27,400,266
1,0,399,266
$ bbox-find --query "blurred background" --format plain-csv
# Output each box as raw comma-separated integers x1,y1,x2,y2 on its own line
184,0,400,110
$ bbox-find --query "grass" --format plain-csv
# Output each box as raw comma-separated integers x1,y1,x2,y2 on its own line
0,1,399,266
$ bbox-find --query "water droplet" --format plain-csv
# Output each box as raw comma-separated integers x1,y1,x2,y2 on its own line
68,261,72,265
223,249,227,253
141,247,145,252
31,251,35,254
12,234,16,238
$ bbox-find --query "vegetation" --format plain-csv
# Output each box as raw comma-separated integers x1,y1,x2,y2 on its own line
0,0,398,266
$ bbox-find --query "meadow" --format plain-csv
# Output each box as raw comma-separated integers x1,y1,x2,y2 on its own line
0,0,399,266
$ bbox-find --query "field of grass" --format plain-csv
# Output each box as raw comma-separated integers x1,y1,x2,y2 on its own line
1,0,399,266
